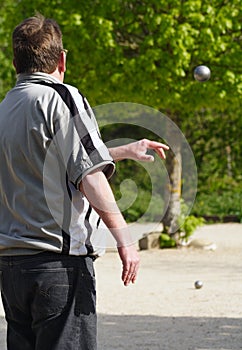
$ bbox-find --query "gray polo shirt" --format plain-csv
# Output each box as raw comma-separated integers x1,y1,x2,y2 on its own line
0,73,115,256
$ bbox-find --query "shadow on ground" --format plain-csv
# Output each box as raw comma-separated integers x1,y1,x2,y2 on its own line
0,315,241,350
98,314,242,350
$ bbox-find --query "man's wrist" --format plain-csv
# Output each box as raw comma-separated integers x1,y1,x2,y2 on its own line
108,144,130,162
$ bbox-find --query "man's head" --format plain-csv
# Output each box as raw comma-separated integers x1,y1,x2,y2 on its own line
13,14,64,75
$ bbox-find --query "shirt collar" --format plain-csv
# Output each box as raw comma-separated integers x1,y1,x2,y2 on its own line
16,72,62,85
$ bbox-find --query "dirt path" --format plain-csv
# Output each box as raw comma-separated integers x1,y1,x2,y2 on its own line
0,223,241,349
96,223,242,349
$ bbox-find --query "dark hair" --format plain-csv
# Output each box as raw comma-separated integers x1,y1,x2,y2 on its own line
12,14,63,74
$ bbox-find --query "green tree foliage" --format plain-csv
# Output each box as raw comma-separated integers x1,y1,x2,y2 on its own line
0,0,241,223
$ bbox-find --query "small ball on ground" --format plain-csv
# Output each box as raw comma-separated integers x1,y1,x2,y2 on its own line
194,280,203,289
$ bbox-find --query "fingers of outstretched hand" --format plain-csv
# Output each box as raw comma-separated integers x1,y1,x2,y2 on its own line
141,139,169,160
155,147,167,159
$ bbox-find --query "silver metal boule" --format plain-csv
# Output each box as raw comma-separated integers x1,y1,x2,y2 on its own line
194,65,211,82
194,280,203,289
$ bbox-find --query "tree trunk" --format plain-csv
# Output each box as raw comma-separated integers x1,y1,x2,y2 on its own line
162,126,182,235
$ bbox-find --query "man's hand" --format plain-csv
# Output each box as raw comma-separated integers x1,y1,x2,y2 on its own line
109,138,169,162
118,245,140,286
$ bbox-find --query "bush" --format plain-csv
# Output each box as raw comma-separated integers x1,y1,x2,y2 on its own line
159,199,205,248
159,233,177,248
178,215,205,242
159,215,204,248
192,190,242,221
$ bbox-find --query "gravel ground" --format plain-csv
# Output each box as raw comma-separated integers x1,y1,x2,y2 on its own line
0,223,242,350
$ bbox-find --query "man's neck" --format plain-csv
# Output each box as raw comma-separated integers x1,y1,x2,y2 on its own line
50,68,64,83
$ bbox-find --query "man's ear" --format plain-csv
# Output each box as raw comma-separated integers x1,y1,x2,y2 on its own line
58,51,66,74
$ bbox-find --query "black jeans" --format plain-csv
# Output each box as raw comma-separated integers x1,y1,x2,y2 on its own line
0,252,97,350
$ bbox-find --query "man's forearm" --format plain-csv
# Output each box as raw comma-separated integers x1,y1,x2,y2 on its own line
79,169,133,247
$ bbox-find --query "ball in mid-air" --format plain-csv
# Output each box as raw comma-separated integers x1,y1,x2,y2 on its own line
194,65,211,82
194,280,203,289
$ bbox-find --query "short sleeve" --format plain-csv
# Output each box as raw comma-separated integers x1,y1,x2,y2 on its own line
67,112,115,188
50,84,115,189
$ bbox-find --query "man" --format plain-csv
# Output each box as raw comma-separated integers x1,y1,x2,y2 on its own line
0,15,169,350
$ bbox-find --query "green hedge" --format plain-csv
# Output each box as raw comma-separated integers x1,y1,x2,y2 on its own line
192,190,242,222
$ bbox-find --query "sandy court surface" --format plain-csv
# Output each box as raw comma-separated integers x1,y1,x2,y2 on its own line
0,223,242,349
96,223,242,349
